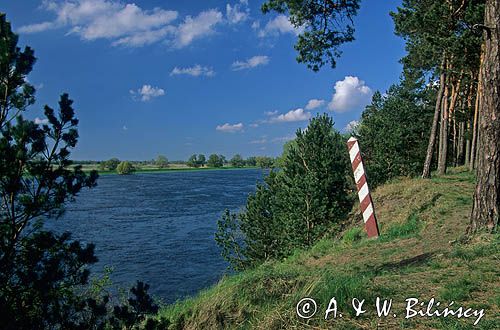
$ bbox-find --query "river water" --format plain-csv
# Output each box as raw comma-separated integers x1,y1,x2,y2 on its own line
45,169,264,303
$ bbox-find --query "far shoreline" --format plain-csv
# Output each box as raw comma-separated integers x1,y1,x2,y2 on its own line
80,166,266,176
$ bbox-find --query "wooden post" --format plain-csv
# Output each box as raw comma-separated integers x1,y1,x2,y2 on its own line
347,137,380,238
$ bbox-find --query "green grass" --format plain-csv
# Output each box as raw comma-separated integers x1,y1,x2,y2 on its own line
341,227,364,245
380,212,423,242
151,169,500,329
440,277,480,302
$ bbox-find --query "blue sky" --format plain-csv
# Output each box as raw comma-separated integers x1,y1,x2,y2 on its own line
1,0,405,161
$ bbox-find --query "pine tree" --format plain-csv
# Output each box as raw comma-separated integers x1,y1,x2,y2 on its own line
0,13,100,327
469,0,500,233
261,0,360,71
357,78,435,186
216,114,353,268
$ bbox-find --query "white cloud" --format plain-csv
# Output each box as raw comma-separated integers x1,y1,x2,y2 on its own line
34,117,49,125
305,99,325,110
18,21,56,33
175,9,223,48
18,1,228,49
257,15,302,38
327,76,373,113
250,137,267,144
249,123,259,128
232,55,270,71
170,65,215,77
130,84,165,102
113,26,176,47
19,1,179,47
226,2,249,24
264,110,278,116
272,134,295,143
216,122,244,133
343,120,359,133
269,108,311,123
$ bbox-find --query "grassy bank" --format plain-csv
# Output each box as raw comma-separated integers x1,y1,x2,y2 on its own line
154,168,499,329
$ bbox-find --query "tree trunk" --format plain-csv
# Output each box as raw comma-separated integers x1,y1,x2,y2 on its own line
465,119,471,167
465,88,474,168
468,0,500,234
437,75,450,175
422,59,446,178
453,115,457,166
470,51,484,171
458,121,465,165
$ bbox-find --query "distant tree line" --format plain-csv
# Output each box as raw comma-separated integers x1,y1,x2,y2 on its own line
187,153,275,169
92,154,276,172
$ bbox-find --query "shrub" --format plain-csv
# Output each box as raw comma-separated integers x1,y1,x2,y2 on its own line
117,161,135,175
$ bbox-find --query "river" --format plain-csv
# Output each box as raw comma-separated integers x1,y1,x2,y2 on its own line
45,168,265,303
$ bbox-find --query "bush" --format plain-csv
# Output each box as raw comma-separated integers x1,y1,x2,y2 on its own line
117,161,135,175
187,154,206,168
207,154,225,168
155,155,169,168
100,157,120,171
230,154,245,167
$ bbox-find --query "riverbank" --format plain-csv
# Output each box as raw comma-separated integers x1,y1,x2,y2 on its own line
153,168,499,329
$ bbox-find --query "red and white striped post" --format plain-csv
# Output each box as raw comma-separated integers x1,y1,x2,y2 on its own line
347,137,380,238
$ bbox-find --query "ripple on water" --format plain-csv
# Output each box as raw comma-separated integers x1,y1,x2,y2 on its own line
44,169,265,302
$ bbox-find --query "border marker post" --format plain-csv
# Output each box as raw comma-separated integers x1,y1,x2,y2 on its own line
346,137,380,238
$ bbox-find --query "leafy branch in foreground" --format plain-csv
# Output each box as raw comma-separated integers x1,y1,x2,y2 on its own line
1,13,160,329
262,0,360,71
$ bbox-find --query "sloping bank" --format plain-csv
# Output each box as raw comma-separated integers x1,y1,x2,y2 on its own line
154,168,499,329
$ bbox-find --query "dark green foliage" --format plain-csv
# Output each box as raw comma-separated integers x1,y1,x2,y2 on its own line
356,79,435,186
245,156,257,167
215,210,247,270
391,0,484,76
277,114,353,247
0,14,36,123
216,114,353,269
0,12,102,328
255,156,274,168
197,154,206,166
207,154,225,168
186,154,206,168
101,157,120,171
0,231,101,329
230,154,245,167
262,0,360,71
110,281,159,328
